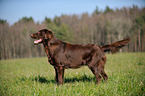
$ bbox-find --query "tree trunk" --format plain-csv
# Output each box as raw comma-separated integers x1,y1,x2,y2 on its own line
138,29,141,52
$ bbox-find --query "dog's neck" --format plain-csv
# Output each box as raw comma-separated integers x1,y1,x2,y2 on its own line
43,36,62,62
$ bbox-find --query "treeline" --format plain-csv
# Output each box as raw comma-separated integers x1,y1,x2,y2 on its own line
0,6,145,59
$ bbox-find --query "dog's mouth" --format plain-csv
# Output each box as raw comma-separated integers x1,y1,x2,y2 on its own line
34,39,42,44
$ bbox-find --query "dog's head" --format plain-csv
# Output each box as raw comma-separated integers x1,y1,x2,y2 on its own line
30,29,54,44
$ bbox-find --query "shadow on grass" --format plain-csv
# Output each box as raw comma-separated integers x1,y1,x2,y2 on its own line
65,74,95,83
33,75,55,84
32,74,95,84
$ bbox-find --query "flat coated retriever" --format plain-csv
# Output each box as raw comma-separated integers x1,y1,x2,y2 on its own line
30,29,130,85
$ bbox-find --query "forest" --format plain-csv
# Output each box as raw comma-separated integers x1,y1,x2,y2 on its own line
0,5,145,59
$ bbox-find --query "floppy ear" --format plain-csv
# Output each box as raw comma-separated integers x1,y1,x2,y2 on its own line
45,29,53,40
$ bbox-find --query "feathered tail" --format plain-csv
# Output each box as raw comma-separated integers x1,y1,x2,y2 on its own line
99,38,131,54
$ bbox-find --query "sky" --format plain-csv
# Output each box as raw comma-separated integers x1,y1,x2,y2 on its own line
0,0,145,25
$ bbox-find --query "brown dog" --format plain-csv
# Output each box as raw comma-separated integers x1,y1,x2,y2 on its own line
30,29,130,85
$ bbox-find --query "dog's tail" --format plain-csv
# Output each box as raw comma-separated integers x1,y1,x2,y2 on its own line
99,38,131,54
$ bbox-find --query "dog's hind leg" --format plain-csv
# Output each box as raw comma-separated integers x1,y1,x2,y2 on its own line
101,69,108,81
87,52,103,84
89,66,102,84
98,56,108,81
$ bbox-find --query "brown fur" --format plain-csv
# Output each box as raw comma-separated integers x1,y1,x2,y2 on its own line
30,29,130,85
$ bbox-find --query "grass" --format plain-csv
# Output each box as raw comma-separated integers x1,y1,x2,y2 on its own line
0,53,145,96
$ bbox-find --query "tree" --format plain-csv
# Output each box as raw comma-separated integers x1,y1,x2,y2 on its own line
56,24,73,42
134,13,145,51
94,6,100,14
54,16,61,26
104,6,113,14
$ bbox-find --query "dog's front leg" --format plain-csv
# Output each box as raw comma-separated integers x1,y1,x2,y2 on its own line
54,66,65,85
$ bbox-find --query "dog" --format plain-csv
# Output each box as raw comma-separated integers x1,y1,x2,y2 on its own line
30,29,130,85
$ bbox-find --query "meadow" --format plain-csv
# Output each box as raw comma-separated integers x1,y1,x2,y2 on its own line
0,53,145,96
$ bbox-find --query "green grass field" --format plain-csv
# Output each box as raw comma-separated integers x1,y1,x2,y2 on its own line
0,53,145,96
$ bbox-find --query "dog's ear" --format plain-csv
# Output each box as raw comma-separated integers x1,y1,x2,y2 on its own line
45,29,53,40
